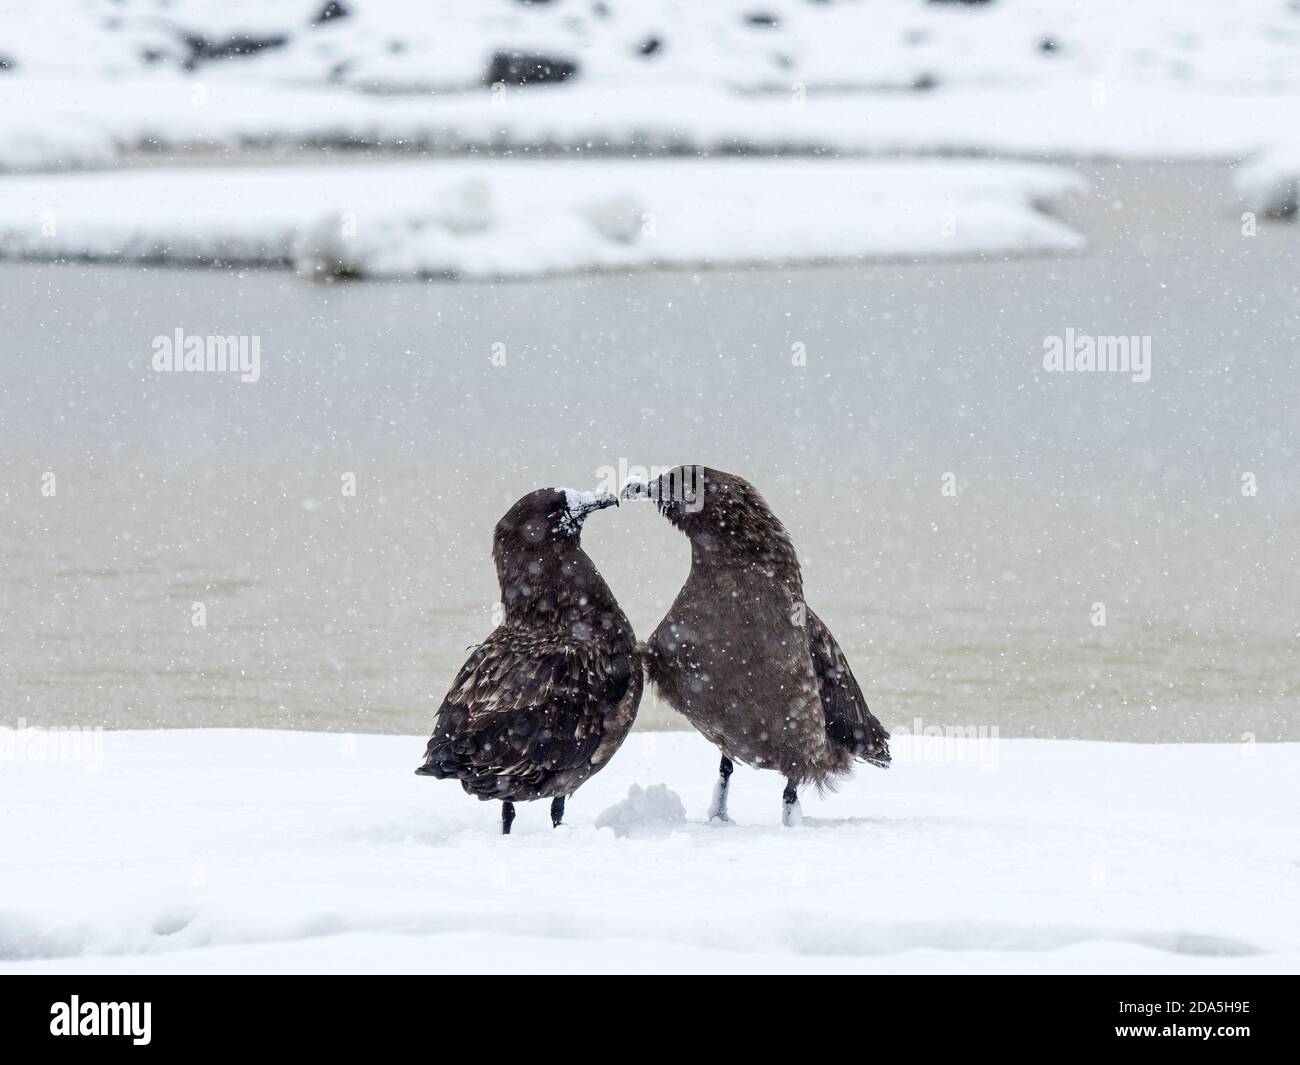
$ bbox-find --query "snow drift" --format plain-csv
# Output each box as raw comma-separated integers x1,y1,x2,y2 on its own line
0,157,1085,279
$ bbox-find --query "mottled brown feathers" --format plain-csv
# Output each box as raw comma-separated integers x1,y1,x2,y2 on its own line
418,488,641,804
643,467,889,787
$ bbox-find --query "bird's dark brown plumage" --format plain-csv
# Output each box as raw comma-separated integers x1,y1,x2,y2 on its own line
416,488,641,828
629,466,888,820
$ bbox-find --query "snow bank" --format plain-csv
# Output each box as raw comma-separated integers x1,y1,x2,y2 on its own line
7,0,1300,95
1235,149,1300,218
0,157,1084,279
6,75,1300,174
5,4,1300,172
0,728,1296,974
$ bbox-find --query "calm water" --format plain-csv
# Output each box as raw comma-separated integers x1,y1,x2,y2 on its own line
1,162,1296,740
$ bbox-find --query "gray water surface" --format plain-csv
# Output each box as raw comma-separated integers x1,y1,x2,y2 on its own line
1,162,1296,740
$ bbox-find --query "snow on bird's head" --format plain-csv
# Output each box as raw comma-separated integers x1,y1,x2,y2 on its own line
558,487,618,534
493,487,619,557
562,487,603,513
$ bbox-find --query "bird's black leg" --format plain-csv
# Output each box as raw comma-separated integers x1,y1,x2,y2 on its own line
550,795,566,828
708,755,734,822
781,779,803,827
501,800,516,835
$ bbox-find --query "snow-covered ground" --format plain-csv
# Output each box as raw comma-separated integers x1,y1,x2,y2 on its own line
6,1,1300,172
1,728,1296,974
7,1,1300,94
0,157,1084,278
7,76,1300,174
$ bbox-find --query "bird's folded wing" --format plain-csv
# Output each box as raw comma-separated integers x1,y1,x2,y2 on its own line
428,629,636,778
806,608,891,765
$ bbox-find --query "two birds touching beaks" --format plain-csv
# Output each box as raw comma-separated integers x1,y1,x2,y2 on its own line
416,466,890,834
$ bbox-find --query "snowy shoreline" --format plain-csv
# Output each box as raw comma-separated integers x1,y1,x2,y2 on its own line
5,72,1297,278
0,157,1085,280
2,728,1297,974
7,77,1300,174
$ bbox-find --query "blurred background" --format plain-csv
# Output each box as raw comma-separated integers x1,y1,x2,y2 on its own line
0,1,1297,740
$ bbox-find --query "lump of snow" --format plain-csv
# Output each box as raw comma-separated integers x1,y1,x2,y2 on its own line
292,178,494,280
434,178,494,236
576,193,646,245
1235,149,1300,218
594,784,686,838
292,210,366,280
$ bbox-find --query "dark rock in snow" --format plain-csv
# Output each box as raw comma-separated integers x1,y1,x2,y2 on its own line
486,52,579,86
313,1,350,25
181,33,290,71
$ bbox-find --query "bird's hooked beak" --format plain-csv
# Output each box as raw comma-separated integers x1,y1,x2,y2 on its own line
619,467,704,523
620,476,655,502
563,488,619,527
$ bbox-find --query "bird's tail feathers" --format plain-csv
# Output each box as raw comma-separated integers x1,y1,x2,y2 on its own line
414,736,460,778
827,717,891,768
